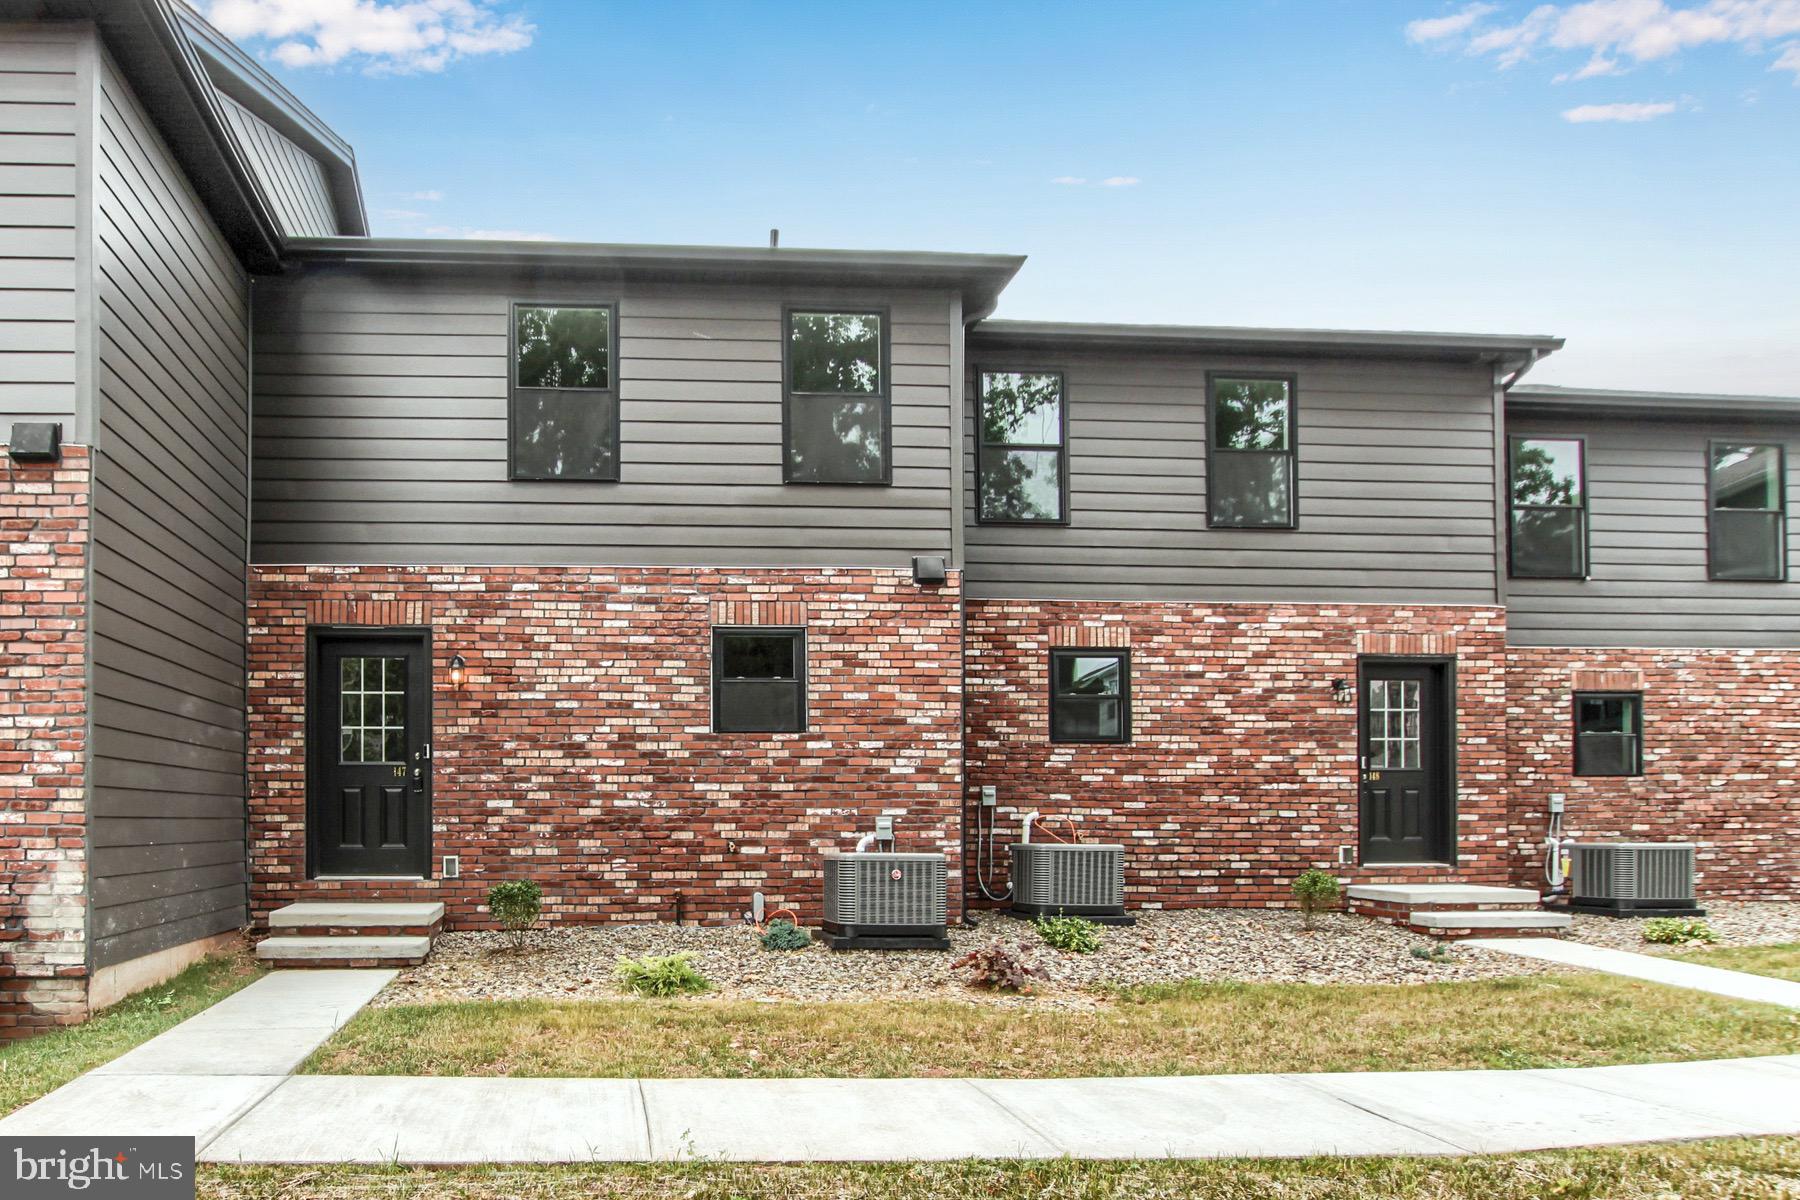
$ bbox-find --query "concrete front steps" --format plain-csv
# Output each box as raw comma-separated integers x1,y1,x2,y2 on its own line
257,901,445,968
1347,884,1572,940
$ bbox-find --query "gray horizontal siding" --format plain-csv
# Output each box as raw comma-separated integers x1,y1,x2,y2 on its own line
1507,412,1800,647
251,271,957,565
0,28,82,427
89,49,250,970
962,346,1500,603
216,92,336,238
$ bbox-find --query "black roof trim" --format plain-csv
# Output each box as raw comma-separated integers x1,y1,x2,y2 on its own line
969,318,1564,364
282,237,1027,313
176,4,368,236
1510,384,1800,420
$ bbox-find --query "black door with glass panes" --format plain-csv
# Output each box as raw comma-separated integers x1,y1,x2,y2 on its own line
309,633,431,877
1358,662,1452,864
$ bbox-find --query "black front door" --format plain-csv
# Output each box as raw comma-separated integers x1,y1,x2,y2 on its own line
310,632,431,877
1358,661,1452,864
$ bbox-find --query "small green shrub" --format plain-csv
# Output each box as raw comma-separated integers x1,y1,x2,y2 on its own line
951,942,1049,993
1410,943,1455,964
760,919,811,951
1035,913,1102,954
614,952,710,996
486,880,542,950
1642,916,1718,945
1290,869,1342,930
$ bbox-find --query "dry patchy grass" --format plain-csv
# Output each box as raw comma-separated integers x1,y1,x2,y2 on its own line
304,971,1800,1079
198,1139,1800,1200
1675,942,1800,982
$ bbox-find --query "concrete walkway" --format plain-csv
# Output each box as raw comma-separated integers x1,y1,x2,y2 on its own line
1466,938,1800,1009
4,965,1799,1162
0,969,392,1146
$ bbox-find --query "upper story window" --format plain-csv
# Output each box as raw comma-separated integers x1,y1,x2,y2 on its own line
977,371,1066,523
1709,442,1786,581
712,628,806,733
1049,649,1130,743
1573,691,1642,776
510,304,617,481
785,310,888,485
1509,437,1587,578
1207,375,1296,528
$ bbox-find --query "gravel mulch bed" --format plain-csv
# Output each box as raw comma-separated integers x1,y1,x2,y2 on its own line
1565,900,1800,954
374,909,1545,1010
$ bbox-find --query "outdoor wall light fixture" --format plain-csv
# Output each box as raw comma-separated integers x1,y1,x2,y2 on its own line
1331,678,1353,704
448,654,466,689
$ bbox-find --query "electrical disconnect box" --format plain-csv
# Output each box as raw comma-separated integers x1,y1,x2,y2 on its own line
980,786,998,807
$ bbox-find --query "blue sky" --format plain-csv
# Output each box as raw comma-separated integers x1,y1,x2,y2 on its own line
205,1,1800,393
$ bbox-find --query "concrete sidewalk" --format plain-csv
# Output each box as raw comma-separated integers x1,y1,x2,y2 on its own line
1466,938,1800,1008
0,969,392,1146
4,964,1799,1163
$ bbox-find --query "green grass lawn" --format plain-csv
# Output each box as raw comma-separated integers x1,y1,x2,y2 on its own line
303,971,1800,1080
1674,942,1800,982
0,949,262,1116
197,1138,1800,1200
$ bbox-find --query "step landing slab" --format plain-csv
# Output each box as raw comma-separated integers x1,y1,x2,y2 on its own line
257,935,432,967
269,901,445,929
1409,910,1573,931
1347,884,1542,907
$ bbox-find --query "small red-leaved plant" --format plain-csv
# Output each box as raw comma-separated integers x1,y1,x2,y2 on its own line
951,942,1050,993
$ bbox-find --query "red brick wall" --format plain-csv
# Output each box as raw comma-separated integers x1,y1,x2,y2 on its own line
1509,647,1800,899
248,566,964,928
963,600,1516,908
0,447,90,1038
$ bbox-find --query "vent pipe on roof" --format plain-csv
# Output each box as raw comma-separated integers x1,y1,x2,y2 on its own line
769,228,779,249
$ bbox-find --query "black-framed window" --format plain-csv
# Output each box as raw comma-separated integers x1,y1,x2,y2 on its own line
509,303,618,481
1049,649,1129,743
1709,441,1786,581
977,370,1066,523
712,628,805,733
1509,437,1588,578
1207,374,1296,528
1573,691,1642,777
784,310,889,484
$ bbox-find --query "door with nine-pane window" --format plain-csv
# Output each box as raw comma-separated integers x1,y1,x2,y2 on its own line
309,632,431,877
1358,661,1452,864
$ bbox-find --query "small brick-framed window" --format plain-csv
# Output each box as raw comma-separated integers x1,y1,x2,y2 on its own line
784,309,890,485
712,627,806,733
1207,373,1297,528
1573,691,1642,777
1049,648,1130,744
977,370,1067,523
1708,441,1786,581
1509,436,1588,578
509,302,618,481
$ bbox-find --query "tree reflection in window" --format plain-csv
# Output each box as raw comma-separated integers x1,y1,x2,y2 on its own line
979,372,1064,522
786,311,887,483
511,304,616,480
1209,377,1295,527
1509,438,1586,578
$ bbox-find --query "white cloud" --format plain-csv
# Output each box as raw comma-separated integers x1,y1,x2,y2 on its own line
1051,176,1088,185
1409,0,1800,80
1100,176,1142,187
203,0,533,74
1775,40,1800,76
1406,4,1499,44
1561,98,1680,119
381,207,429,219
400,189,445,201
